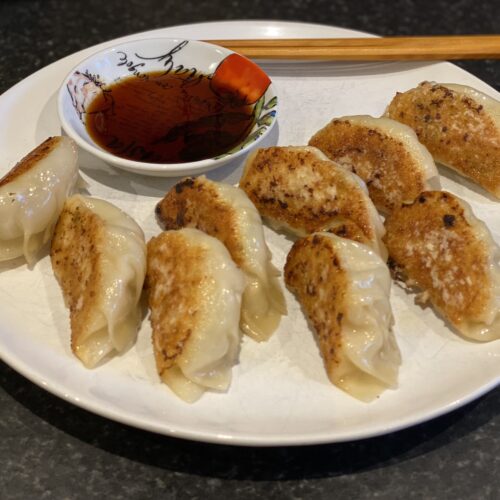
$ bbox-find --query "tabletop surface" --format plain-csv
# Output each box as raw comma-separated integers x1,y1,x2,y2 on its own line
0,1,498,499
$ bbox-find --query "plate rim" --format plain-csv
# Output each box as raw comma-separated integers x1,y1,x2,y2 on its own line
2,332,498,446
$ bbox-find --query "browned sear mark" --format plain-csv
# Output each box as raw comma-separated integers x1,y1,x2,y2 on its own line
384,190,491,327
0,137,61,186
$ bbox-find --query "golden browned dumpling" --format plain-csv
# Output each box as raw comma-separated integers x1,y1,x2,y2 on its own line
146,228,245,403
284,233,400,402
51,195,146,368
384,190,500,341
386,81,500,198
308,115,440,213
239,145,387,258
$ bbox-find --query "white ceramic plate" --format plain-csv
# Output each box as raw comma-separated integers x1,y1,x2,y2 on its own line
0,21,499,447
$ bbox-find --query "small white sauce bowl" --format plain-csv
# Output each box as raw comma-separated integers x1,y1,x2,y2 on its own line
58,38,278,177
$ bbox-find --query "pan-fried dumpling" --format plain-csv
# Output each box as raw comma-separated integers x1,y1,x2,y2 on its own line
284,232,401,402
155,176,286,342
384,190,500,342
51,195,147,367
146,228,246,403
308,115,440,213
386,81,500,198
0,136,79,266
239,146,387,259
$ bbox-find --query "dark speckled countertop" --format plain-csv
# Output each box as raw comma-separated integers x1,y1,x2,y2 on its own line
0,1,499,499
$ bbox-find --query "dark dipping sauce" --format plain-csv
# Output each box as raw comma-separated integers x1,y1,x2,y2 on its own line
85,71,255,164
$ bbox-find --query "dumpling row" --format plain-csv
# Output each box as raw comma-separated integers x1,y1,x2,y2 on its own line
5,79,498,405
301,82,500,344
0,140,284,403
237,149,401,400
0,137,150,369
308,81,500,207
155,175,286,342
149,175,287,401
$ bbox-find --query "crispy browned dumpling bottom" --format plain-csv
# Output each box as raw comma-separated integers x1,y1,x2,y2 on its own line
146,230,211,377
50,196,105,357
240,146,380,244
0,136,62,187
386,81,500,197
156,176,247,268
284,233,349,384
309,118,433,213
384,190,491,326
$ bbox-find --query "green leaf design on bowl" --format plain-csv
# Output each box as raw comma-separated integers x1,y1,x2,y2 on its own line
214,93,277,160
257,111,276,127
263,96,277,110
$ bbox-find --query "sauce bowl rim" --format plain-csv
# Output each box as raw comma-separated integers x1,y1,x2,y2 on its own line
57,37,278,176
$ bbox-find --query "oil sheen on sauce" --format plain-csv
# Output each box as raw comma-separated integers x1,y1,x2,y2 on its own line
85,71,255,164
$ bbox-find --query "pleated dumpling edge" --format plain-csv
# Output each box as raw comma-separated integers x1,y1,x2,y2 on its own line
51,194,147,368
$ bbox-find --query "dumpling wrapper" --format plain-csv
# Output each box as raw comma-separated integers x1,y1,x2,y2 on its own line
0,136,79,266
284,232,401,402
384,190,500,341
309,115,440,213
386,81,500,198
146,228,246,403
155,176,286,342
240,146,387,259
51,195,147,367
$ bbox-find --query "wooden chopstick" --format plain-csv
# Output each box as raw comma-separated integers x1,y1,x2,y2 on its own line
204,35,500,60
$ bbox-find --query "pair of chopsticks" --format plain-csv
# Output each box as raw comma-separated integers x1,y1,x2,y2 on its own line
206,35,500,60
